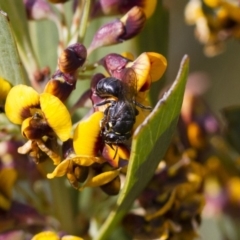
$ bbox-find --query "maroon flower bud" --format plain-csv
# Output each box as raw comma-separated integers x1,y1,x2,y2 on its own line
74,165,89,183
88,7,146,53
44,70,76,102
90,73,108,110
91,0,120,17
88,20,125,54
58,43,87,74
120,6,146,40
98,53,130,75
48,0,69,3
91,0,156,19
62,138,74,159
100,175,121,195
23,0,53,20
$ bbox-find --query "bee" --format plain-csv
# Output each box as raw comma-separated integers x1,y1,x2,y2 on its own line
95,69,151,154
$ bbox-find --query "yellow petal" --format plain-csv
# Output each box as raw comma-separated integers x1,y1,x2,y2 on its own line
0,194,11,210
126,52,151,91
40,93,72,141
0,77,12,102
73,111,104,156
31,231,60,240
121,52,134,61
47,158,72,179
220,1,240,23
146,52,167,81
79,168,120,190
102,144,130,167
145,189,177,221
72,155,104,166
62,236,84,240
227,177,240,203
5,85,40,124
0,168,17,210
142,0,157,18
185,0,204,24
21,117,31,138
204,0,221,8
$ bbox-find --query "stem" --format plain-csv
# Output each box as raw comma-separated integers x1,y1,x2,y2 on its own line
69,0,83,44
48,12,65,54
18,45,41,91
54,4,69,53
43,162,77,234
78,0,91,43
68,0,91,45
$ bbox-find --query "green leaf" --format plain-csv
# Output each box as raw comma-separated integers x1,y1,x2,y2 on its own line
95,55,189,240
0,10,26,85
0,2,39,82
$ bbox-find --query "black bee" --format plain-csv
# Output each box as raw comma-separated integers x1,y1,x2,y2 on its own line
95,69,151,150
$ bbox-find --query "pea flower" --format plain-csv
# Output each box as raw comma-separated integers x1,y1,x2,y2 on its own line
185,0,240,56
46,50,167,194
91,0,157,19
32,231,84,240
5,84,72,165
0,77,12,112
46,113,124,195
23,0,54,20
123,148,205,239
98,51,167,130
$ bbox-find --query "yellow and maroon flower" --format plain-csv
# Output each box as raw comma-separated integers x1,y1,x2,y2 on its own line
0,77,12,111
91,0,157,19
46,112,123,193
99,51,167,91
5,84,72,164
185,0,240,56
46,50,167,192
98,51,167,130
32,231,84,240
123,148,205,239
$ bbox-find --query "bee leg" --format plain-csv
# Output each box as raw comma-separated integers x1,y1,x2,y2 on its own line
134,100,152,111
94,100,116,107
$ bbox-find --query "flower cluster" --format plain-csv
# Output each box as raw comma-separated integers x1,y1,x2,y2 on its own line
123,146,205,240
185,0,240,56
45,49,167,195
0,1,171,238
1,1,167,199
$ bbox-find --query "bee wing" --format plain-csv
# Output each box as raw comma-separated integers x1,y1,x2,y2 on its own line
121,68,137,101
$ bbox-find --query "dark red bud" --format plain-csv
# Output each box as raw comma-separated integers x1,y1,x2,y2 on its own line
58,43,87,74
44,78,76,102
23,0,53,20
100,175,121,195
120,6,146,40
62,139,74,159
74,165,89,183
48,0,69,3
88,20,124,53
98,53,129,75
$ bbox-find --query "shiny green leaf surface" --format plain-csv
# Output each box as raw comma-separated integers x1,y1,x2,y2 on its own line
0,1,39,83
96,55,189,240
0,10,26,85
